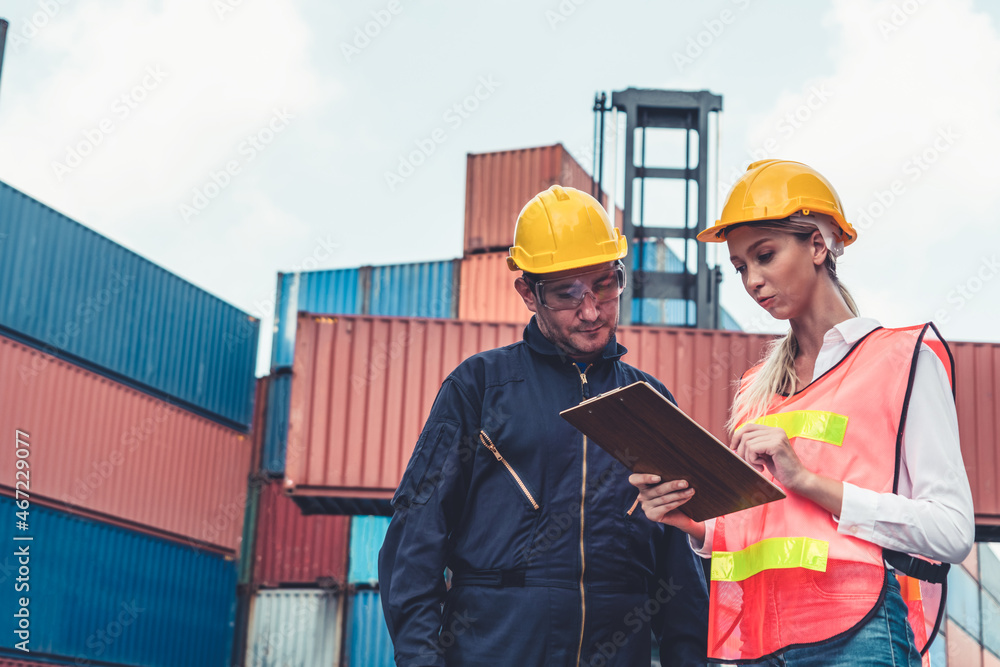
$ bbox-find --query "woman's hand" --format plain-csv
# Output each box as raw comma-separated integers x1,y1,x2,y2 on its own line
628,474,705,542
730,424,843,515
730,424,813,491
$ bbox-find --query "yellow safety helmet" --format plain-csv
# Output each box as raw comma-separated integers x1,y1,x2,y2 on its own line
697,159,857,246
507,185,628,274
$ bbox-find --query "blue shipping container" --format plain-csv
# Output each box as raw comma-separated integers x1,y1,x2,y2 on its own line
367,260,457,319
349,516,391,586
947,563,981,640
270,269,362,370
346,591,394,667
262,370,293,475
0,181,258,429
631,239,741,330
983,588,1000,658
246,590,342,667
981,543,1000,603
0,496,236,666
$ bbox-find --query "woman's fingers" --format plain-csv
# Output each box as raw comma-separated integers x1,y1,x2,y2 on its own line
628,473,662,488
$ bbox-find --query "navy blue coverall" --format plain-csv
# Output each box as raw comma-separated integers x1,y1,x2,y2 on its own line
378,317,709,666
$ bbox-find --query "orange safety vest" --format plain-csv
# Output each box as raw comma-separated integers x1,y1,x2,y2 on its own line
708,324,954,663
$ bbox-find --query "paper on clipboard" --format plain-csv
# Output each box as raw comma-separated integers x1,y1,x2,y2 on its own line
560,381,785,522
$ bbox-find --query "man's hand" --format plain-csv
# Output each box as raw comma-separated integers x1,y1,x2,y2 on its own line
628,474,705,543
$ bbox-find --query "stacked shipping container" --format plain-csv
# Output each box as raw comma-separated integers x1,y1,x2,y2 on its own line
0,180,258,665
935,543,1000,665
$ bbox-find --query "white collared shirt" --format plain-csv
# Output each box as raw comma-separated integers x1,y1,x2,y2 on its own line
692,317,975,564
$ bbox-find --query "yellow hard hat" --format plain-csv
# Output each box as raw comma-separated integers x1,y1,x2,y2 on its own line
507,185,628,273
698,160,857,246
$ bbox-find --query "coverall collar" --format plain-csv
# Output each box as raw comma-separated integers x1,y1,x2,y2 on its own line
523,315,627,365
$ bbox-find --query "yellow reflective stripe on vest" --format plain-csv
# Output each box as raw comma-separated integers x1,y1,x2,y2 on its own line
711,537,829,582
740,410,849,447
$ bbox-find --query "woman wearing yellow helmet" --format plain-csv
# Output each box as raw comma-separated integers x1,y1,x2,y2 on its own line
631,160,974,665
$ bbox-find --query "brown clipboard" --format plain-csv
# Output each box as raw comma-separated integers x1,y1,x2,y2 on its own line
560,381,785,522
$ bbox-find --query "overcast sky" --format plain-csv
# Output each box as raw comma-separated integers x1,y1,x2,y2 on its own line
1,0,998,377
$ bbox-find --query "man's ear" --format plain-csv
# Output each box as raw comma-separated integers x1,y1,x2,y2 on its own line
514,276,538,313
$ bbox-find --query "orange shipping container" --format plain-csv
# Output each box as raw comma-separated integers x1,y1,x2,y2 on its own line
464,144,623,254
0,334,252,554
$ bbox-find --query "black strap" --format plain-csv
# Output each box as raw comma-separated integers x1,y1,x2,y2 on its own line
451,568,527,587
884,549,950,584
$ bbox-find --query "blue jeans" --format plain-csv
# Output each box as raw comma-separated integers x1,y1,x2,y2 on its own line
742,573,921,667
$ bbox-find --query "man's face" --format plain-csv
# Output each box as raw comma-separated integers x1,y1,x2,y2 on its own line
514,261,622,363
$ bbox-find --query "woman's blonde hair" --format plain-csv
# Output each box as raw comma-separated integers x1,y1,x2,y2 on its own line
726,219,859,433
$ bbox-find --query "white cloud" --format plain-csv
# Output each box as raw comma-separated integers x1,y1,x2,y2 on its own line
0,0,330,229
720,0,1000,339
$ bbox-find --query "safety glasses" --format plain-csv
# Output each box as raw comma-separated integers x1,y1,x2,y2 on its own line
527,262,626,311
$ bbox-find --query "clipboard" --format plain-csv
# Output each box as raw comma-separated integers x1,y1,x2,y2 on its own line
560,381,785,522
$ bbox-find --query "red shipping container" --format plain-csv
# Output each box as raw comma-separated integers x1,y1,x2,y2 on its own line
253,479,349,587
284,315,522,499
946,620,984,666
953,341,1000,527
0,334,251,554
464,144,623,254
283,314,1000,527
458,252,532,325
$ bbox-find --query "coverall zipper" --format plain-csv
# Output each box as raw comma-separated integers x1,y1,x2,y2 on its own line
575,363,592,666
479,431,540,510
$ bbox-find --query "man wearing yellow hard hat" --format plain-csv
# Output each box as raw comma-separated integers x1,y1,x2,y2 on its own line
380,185,710,666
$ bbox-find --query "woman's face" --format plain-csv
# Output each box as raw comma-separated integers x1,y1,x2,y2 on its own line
726,225,825,320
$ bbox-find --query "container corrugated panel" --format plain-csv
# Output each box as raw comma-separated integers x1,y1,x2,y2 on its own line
952,341,1000,525
464,144,622,254
262,369,293,475
367,260,458,319
0,334,251,553
0,496,236,666
983,589,1000,658
245,590,343,667
0,180,257,428
614,327,775,443
946,620,984,667
239,378,270,584
986,646,1000,667
348,516,391,585
271,269,363,370
982,544,1000,602
282,314,999,521
928,631,947,667
345,591,394,667
254,480,349,587
948,563,982,640
284,315,523,499
457,252,531,324
458,248,739,330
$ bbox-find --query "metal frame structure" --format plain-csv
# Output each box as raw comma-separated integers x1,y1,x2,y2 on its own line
594,88,723,328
